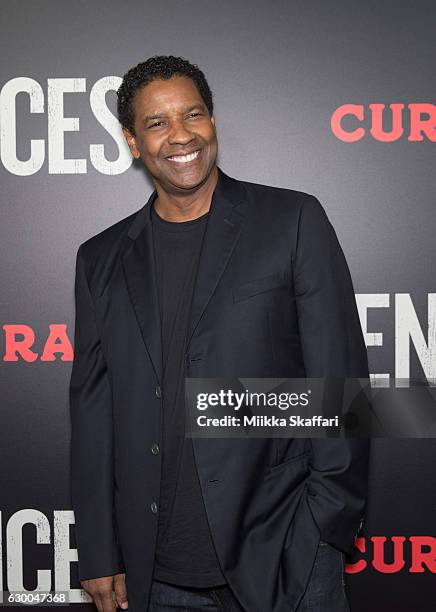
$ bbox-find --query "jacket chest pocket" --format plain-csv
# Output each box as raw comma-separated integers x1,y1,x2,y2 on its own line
233,273,286,303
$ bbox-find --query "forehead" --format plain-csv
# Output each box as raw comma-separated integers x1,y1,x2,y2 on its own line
133,76,204,116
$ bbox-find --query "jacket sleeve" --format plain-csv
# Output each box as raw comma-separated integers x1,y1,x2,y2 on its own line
293,194,370,554
69,244,125,580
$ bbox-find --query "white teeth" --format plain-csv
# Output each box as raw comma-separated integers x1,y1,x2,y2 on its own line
167,150,200,163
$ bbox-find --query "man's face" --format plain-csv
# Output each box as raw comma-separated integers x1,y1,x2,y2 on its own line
123,76,218,194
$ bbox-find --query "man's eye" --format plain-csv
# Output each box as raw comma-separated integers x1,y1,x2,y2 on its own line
149,121,164,128
188,112,201,118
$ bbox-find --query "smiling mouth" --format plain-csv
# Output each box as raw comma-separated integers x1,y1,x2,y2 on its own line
166,150,201,164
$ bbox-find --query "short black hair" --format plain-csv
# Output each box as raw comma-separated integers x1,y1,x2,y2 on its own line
117,55,214,135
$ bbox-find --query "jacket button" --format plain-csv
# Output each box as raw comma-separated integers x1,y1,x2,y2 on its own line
155,386,162,399
150,502,158,514
151,443,160,455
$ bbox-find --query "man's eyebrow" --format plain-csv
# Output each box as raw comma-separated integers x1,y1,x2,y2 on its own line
142,104,207,123
184,103,207,113
143,113,165,122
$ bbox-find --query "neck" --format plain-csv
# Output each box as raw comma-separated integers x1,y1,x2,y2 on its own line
153,166,219,222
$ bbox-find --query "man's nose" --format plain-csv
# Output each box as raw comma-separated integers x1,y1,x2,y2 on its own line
167,120,195,145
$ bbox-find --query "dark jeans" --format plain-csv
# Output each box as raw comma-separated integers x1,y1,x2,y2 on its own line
148,580,244,611
149,541,350,611
297,541,350,612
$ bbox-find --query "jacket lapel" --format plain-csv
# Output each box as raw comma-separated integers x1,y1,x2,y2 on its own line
121,167,247,384
186,168,247,349
122,189,162,384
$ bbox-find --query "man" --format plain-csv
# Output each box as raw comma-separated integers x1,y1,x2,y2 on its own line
70,55,370,612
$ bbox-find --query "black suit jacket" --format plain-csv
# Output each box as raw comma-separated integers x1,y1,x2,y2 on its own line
70,167,370,612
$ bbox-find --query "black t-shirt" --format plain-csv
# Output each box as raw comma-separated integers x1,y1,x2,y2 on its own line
151,201,226,587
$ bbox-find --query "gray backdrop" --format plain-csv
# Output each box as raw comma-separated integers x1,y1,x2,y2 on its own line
0,1,435,610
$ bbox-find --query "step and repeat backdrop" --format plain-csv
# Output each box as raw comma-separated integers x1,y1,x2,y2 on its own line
0,1,434,611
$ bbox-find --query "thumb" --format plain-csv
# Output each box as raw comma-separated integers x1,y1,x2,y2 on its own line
113,573,128,609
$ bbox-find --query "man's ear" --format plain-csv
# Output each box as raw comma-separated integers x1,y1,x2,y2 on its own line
211,115,216,128
122,128,140,159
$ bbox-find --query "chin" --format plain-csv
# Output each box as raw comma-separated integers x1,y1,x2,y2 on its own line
172,179,204,192
170,172,209,191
